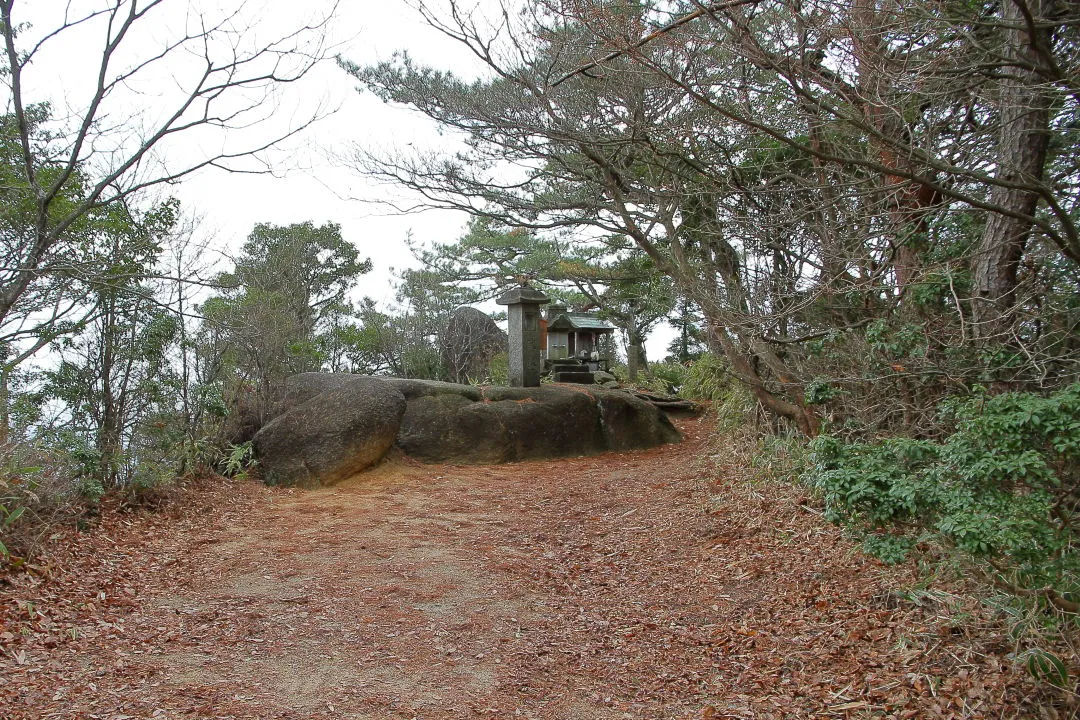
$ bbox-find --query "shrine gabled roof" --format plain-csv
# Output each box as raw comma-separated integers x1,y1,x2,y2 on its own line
547,313,617,332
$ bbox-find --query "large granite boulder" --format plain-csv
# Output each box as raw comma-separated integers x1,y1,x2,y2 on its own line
220,374,360,447
252,375,406,487
387,380,680,463
239,374,681,486
441,307,507,384
388,381,597,463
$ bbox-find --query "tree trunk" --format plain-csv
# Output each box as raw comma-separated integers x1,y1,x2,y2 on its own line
0,366,9,447
97,306,120,486
677,192,820,434
850,0,942,293
708,325,821,436
626,326,648,382
971,0,1054,338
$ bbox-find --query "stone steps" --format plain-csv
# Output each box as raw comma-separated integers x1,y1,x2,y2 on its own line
553,371,596,384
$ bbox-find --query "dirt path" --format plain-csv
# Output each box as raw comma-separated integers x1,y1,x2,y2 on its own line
1,419,1038,719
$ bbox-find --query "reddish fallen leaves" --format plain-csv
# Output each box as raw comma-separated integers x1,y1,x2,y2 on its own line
0,419,1051,718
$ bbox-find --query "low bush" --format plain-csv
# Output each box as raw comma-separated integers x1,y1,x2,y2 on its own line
0,443,85,561
805,384,1080,688
0,430,223,561
222,441,258,481
641,361,689,395
679,353,756,429
807,385,1080,604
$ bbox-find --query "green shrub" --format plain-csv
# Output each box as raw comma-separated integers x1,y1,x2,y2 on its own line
223,441,258,480
0,495,26,557
643,361,689,394
679,353,755,428
681,353,733,400
77,476,105,504
121,459,178,506
0,442,96,558
605,360,628,383
0,454,39,556
747,432,809,484
486,352,509,386
806,384,1080,608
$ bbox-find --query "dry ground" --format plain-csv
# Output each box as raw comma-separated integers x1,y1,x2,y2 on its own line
0,418,1045,719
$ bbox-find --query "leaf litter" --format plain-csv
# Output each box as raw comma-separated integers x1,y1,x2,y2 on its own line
0,418,1051,718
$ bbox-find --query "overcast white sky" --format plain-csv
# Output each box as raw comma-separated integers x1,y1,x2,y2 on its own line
172,1,485,307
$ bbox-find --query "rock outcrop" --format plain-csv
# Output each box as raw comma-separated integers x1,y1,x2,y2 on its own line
242,373,681,486
252,375,406,487
440,307,507,384
387,379,679,464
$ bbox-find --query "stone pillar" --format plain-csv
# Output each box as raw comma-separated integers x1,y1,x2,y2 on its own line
496,286,549,387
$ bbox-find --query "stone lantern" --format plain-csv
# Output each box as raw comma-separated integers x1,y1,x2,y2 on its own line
495,285,549,387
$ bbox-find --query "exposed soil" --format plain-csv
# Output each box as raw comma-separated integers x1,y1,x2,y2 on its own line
0,418,1045,718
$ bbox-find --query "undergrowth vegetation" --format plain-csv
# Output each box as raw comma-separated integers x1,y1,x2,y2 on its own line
799,384,1080,699
807,385,1080,604
674,354,1080,701
0,443,86,562
0,433,229,563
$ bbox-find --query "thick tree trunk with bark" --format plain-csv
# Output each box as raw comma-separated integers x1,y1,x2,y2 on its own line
708,325,821,436
971,0,1054,338
850,0,943,293
626,326,649,383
